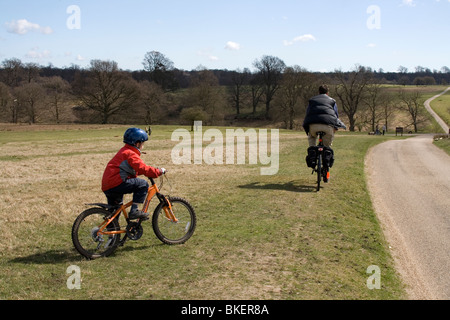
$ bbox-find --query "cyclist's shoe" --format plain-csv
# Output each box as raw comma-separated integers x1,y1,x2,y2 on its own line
322,167,330,183
129,209,149,221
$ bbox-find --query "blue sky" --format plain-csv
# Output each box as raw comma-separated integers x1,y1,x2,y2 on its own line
0,0,449,72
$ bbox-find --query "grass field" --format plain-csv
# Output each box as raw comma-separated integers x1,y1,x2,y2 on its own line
430,88,450,128
434,136,450,155
0,124,407,300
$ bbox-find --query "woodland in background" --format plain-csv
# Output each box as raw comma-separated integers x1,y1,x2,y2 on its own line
1,51,449,132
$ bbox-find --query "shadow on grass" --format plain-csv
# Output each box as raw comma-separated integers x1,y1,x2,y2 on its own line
238,180,317,193
9,249,82,264
9,243,164,264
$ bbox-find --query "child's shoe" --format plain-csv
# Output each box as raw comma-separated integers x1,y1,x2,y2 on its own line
129,209,149,220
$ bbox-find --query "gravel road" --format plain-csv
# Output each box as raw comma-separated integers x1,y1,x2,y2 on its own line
366,134,450,299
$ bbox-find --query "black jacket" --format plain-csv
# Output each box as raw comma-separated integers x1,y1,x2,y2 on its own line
302,94,344,134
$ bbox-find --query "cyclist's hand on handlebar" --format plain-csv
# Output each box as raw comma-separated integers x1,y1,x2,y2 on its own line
159,167,167,175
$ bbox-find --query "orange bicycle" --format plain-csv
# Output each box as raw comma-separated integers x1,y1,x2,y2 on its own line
71,174,196,259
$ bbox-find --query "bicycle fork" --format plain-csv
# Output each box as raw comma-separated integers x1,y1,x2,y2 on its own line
157,194,178,223
164,207,178,222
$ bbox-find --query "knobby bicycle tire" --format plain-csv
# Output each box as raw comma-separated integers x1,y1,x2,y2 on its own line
72,207,121,259
152,196,196,245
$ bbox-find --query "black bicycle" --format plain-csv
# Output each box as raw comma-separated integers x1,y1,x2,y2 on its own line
306,131,333,191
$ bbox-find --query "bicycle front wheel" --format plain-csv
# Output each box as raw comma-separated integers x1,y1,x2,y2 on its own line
72,207,121,259
152,197,196,245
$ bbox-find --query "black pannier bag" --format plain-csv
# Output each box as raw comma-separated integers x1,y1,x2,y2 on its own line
323,146,334,168
306,146,318,168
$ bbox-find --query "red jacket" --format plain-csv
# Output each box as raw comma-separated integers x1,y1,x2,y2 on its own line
102,144,162,191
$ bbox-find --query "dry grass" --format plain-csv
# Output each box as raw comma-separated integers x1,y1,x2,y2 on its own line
0,124,406,300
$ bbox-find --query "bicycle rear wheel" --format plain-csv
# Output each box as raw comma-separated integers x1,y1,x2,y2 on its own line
72,207,121,259
152,196,196,245
316,154,322,191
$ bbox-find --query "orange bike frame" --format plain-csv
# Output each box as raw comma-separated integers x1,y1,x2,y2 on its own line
97,180,177,236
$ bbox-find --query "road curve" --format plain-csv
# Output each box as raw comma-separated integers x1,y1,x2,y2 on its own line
366,135,450,299
424,87,450,134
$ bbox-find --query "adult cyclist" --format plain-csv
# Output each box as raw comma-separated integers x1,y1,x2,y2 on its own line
303,85,346,169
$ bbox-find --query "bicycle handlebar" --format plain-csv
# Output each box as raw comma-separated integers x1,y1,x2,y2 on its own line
148,171,171,193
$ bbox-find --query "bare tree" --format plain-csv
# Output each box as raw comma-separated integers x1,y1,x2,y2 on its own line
15,80,45,124
228,68,250,115
23,62,40,83
76,60,139,124
381,96,396,133
0,82,13,122
362,82,385,132
253,55,286,119
138,80,167,125
398,89,426,133
249,72,264,115
334,65,373,131
187,67,223,124
1,58,23,87
42,76,70,123
275,66,314,129
142,51,177,91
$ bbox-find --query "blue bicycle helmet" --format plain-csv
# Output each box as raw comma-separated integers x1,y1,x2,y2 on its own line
123,127,149,146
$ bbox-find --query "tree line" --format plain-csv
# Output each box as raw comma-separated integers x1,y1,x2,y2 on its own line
1,52,449,132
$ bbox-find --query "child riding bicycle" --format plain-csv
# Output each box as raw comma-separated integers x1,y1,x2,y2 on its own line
102,127,166,220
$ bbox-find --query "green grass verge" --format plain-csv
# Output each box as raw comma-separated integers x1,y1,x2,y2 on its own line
430,88,450,127
434,136,450,155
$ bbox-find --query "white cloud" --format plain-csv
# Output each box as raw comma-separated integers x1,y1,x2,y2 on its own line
401,0,416,6
76,54,84,61
197,50,219,62
283,34,316,46
367,43,377,48
25,48,51,59
225,41,241,51
6,19,53,35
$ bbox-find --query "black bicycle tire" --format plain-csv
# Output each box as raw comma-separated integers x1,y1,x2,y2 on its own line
316,153,322,191
72,207,121,259
152,196,196,245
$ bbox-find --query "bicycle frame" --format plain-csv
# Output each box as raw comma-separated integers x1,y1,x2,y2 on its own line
311,131,330,191
96,177,177,237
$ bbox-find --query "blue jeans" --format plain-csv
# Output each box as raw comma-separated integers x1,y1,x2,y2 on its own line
103,178,149,207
